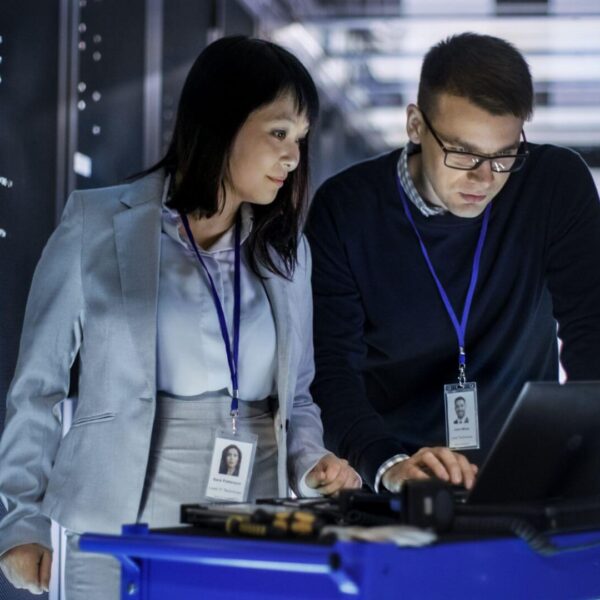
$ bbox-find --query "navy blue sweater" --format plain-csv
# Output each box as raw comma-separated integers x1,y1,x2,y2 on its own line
306,144,600,488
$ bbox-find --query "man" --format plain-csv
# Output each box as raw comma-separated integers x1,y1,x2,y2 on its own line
453,397,468,425
306,33,600,494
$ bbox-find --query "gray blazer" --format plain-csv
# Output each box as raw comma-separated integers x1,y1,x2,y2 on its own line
0,171,328,555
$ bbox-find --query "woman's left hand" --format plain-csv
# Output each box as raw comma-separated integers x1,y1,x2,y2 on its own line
305,454,362,495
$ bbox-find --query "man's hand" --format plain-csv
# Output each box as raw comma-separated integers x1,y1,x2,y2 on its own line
305,454,362,495
382,447,478,492
0,543,52,595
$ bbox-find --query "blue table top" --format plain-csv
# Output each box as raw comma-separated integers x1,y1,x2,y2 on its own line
80,525,600,600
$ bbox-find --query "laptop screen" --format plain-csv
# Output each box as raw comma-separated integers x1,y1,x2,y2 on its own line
466,381,600,505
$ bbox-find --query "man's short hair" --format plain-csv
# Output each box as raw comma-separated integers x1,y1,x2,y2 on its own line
417,32,533,120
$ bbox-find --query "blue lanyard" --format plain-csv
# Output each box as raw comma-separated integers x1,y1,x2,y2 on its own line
396,176,491,385
180,211,242,425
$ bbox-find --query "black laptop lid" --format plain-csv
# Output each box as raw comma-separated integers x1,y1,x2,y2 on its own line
466,381,600,505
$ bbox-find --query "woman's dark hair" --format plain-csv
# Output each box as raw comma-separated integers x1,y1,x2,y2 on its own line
418,33,533,120
219,444,242,476
150,36,319,278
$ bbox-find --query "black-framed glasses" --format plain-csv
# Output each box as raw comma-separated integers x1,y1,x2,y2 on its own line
420,110,529,173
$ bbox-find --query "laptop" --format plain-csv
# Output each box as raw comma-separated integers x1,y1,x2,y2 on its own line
181,382,600,536
465,381,600,505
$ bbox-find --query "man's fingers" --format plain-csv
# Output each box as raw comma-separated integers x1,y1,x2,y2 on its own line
435,447,466,484
382,460,428,492
434,448,477,488
455,452,477,489
382,447,478,491
411,447,479,487
403,464,431,481
416,450,452,482
388,461,430,488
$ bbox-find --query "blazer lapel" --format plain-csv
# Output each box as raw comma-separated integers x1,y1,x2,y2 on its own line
113,175,163,394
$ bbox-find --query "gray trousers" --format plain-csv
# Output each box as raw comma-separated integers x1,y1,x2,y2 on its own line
65,394,278,600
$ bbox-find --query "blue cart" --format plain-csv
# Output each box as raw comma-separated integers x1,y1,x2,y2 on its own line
79,524,600,599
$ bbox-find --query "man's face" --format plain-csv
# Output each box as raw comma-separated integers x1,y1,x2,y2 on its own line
407,94,525,218
455,398,466,420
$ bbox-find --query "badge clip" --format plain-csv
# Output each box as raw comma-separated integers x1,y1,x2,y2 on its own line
231,389,239,435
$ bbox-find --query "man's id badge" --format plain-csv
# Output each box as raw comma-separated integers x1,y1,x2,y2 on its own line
444,382,480,450
205,429,258,502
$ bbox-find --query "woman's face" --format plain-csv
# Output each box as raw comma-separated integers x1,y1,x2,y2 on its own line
225,93,310,208
226,447,240,469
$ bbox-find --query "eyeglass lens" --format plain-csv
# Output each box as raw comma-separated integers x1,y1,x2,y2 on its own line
445,152,526,172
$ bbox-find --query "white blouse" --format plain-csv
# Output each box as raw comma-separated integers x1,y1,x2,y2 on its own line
156,180,278,399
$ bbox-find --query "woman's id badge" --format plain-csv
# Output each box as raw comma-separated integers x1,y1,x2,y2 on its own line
205,429,258,502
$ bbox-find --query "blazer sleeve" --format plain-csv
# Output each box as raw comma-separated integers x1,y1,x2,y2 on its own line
305,184,408,489
285,237,330,495
0,192,85,556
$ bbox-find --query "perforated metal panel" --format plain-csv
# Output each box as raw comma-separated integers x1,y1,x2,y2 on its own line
74,0,146,188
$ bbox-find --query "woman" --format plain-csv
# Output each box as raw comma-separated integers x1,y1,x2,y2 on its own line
0,36,360,598
219,445,242,476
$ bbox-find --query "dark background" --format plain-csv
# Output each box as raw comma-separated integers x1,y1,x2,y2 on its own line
2,0,598,598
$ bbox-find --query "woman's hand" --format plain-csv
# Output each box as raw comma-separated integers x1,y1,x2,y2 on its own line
305,454,362,495
0,543,52,595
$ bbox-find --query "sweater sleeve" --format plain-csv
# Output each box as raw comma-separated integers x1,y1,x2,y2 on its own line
546,150,600,379
305,181,407,489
